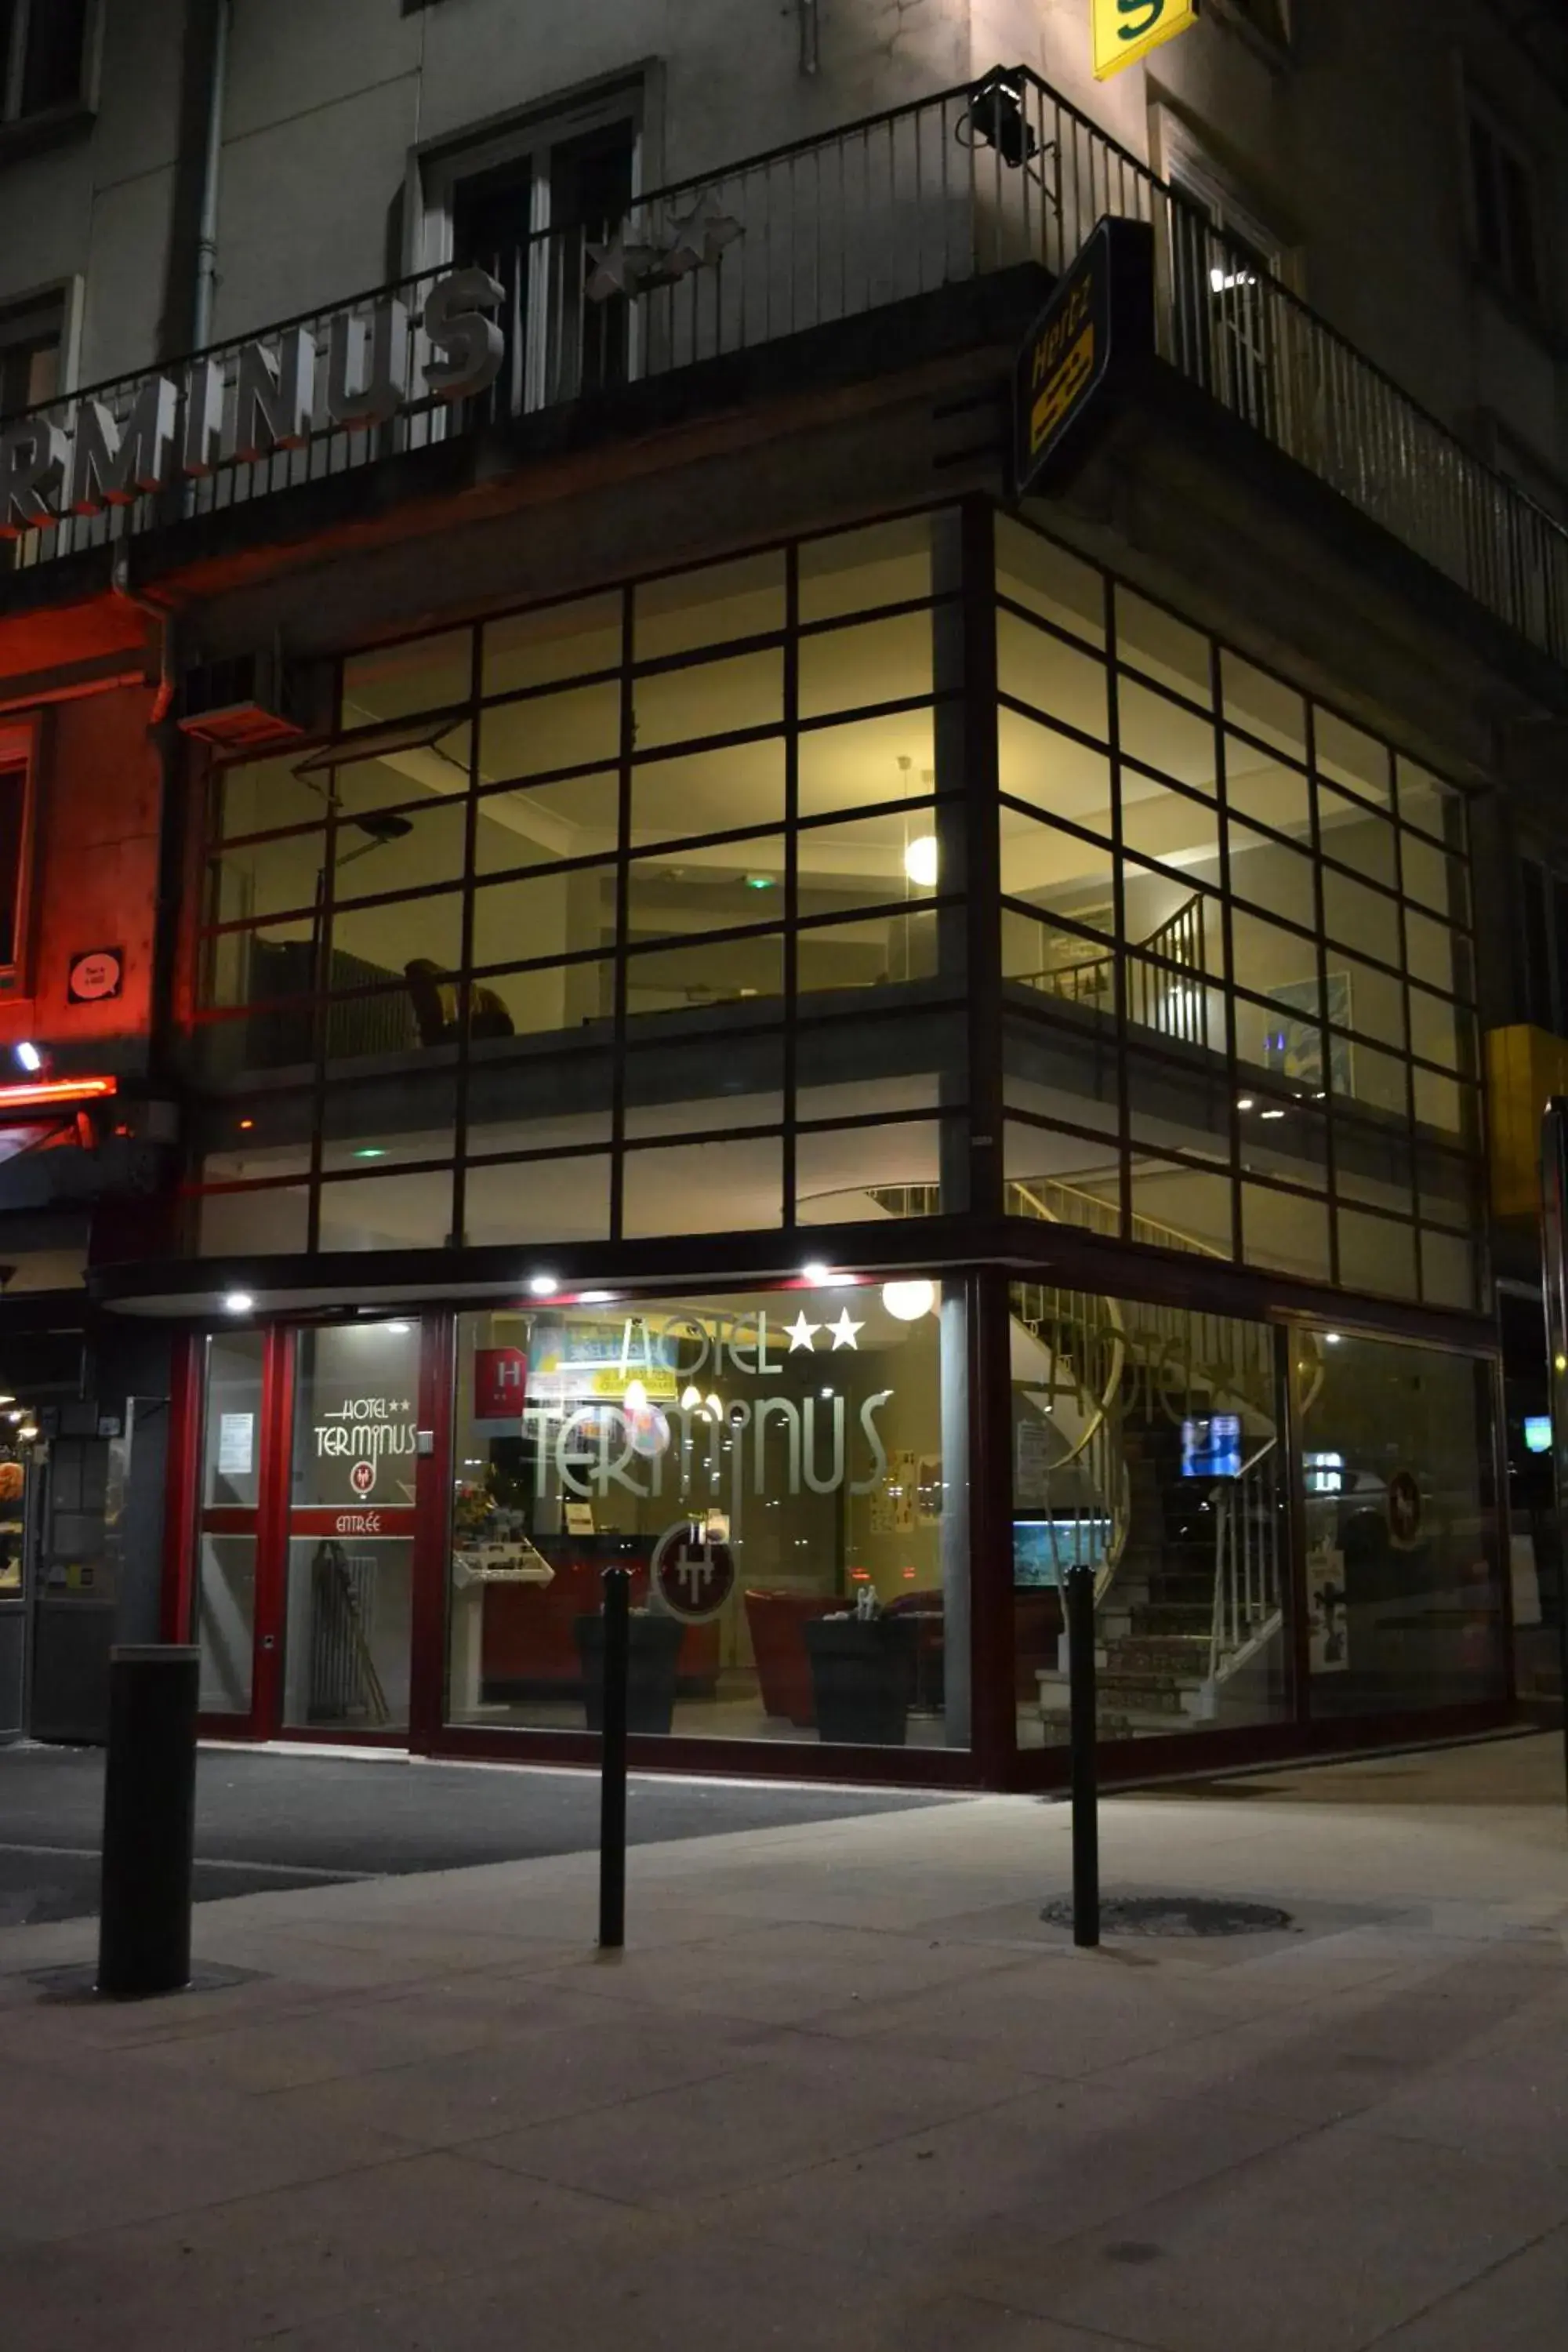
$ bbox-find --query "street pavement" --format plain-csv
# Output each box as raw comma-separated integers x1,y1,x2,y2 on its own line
0,1732,1563,2350
0,1740,943,1926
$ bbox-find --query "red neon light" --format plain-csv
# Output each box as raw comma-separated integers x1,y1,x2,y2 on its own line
0,1075,117,1110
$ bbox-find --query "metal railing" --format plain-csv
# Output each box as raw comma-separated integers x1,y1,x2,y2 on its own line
1018,893,1210,1047
7,64,1566,673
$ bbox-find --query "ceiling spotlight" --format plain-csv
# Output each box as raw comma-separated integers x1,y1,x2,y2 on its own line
17,1425,37,1442
623,1378,648,1413
1325,1332,1342,1345
903,833,939,887
801,1262,830,1286
577,1290,615,1305
882,1278,936,1322
14,1042,42,1073
223,1291,254,1314
680,1385,702,1410
385,1320,412,1335
1236,1095,1255,1112
528,1274,559,1297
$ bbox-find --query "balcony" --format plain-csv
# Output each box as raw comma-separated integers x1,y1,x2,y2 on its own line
5,65,1568,676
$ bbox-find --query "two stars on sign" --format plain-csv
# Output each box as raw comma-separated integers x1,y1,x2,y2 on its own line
782,1308,862,1353
586,198,742,303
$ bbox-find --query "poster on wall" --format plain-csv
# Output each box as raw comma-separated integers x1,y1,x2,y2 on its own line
1305,1537,1349,1672
1016,1415,1054,1509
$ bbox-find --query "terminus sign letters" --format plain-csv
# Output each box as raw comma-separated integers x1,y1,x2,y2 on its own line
0,265,506,538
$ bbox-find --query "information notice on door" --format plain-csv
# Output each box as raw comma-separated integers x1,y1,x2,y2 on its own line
218,1414,254,1476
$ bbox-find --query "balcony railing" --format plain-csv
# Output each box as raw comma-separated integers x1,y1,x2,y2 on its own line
7,65,1568,673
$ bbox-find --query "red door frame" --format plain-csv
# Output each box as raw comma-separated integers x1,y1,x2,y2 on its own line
192,1316,442,1751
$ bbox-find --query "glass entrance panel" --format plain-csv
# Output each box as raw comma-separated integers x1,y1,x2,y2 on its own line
447,1278,966,1749
1009,1283,1292,1751
282,1321,420,1733
1297,1331,1507,1715
195,1330,265,1715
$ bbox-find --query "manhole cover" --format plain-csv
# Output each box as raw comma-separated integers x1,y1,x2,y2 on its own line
1040,1896,1293,1938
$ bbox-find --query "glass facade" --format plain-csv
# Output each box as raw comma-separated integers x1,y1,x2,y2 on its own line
176,498,1508,1781
191,514,966,1254
996,517,1482,1307
448,1278,964,1749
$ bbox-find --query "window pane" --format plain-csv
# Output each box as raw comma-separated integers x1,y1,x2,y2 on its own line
1231,906,1316,1013
446,1279,964,1748
1421,1228,1479,1310
332,723,471,819
798,708,936,819
1242,1181,1330,1279
799,513,938,620
462,1154,612,1245
1122,776,1221,880
996,516,1105,644
622,1137,782,1234
797,909,941,995
1397,757,1466,848
997,611,1109,738
216,751,324,843
1225,737,1311,839
798,805,947,915
197,1182,311,1255
998,706,1112,829
1337,1208,1417,1300
475,955,615,1038
1336,956,1406,1053
471,863,615,972
1335,1035,1409,1120
800,611,937,719
1400,829,1471,927
796,1118,946,1221
1322,866,1400,959
333,796,470,901
484,592,623,696
208,827,324,932
999,809,1116,925
317,1168,454,1252
1332,1112,1413,1213
1117,677,1217,788
333,887,465,991
1125,1042,1231,1157
634,648,783,750
634,551,786,661
1406,909,1472,1003
20,0,86,115
343,630,471,724
624,929,783,1016
480,681,620,779
1319,787,1398,889
1127,1156,1234,1255
1223,652,1305,760
1228,821,1316,927
630,737,784,847
627,850,787,946
623,1034,783,1141
1116,588,1212,704
1298,1334,1505,1714
476,770,620,871
1313,707,1391,804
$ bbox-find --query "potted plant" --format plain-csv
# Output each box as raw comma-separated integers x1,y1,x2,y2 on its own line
575,1604,684,1735
803,1589,917,1745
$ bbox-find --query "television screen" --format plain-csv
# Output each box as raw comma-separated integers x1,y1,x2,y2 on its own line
1181,1413,1243,1479
1524,1414,1552,1456
1013,1517,1109,1588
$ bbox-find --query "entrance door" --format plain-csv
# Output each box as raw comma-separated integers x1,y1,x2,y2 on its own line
193,1319,425,1744
280,1320,422,1737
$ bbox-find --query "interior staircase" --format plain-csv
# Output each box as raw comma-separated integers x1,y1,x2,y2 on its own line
855,1167,1319,1743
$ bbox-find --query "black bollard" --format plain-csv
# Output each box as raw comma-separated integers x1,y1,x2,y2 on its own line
97,1646,201,1999
598,1566,630,1950
1063,1566,1100,1949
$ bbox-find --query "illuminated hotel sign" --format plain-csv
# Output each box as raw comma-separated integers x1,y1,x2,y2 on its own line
0,266,505,541
1091,0,1200,80
1014,216,1155,497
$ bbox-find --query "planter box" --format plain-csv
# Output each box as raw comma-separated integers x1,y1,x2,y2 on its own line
574,1612,684,1735
803,1616,917,1747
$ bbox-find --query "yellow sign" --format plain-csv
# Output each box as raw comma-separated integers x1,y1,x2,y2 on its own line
1092,0,1200,80
1031,310,1096,459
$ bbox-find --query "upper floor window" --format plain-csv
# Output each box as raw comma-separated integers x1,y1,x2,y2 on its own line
0,0,89,123
1467,102,1541,313
0,726,35,975
0,291,60,421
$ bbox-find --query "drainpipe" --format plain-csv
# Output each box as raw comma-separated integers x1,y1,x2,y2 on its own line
800,0,820,75
191,0,231,349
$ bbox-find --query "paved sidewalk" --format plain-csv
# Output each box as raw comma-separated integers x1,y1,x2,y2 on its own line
0,1734,1564,2350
